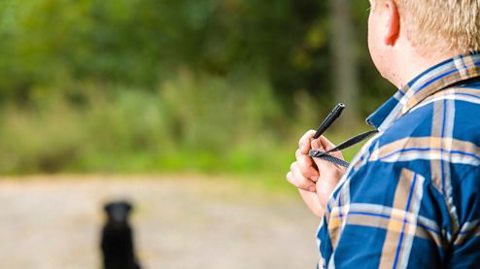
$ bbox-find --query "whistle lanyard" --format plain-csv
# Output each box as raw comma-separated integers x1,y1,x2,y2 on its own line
309,129,378,167
308,103,378,168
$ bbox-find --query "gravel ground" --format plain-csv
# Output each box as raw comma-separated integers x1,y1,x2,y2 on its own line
0,175,319,269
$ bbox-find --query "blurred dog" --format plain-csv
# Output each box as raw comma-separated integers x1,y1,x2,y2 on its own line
101,200,141,269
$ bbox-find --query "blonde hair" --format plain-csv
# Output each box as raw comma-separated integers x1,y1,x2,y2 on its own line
371,0,480,53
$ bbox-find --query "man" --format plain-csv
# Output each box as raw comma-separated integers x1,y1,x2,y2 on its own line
287,0,480,268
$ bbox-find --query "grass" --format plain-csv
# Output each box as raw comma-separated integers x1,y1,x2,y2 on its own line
0,71,370,178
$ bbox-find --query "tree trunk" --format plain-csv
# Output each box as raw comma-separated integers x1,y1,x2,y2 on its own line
330,0,360,130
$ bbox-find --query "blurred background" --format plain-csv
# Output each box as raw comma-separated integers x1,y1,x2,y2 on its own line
0,0,394,268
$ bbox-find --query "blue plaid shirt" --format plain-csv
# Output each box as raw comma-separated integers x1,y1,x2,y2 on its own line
317,52,480,268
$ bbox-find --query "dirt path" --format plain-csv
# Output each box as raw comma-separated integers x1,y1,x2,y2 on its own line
0,175,319,269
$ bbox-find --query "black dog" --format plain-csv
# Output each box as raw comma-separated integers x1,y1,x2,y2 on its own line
101,201,141,269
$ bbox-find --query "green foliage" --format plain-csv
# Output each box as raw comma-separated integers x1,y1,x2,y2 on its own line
0,0,339,101
0,0,386,174
0,72,306,174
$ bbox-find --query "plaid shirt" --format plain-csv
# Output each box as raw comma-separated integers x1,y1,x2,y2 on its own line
317,52,480,268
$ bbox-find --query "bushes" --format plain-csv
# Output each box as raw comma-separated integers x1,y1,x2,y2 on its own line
0,0,377,175
0,71,315,174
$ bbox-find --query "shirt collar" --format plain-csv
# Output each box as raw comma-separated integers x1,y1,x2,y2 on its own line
367,52,480,131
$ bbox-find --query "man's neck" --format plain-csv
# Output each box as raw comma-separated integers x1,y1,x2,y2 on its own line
388,47,464,89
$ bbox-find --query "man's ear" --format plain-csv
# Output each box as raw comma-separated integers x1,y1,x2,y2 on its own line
383,0,400,46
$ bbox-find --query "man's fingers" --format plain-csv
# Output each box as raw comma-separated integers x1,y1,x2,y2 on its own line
291,134,347,218
309,135,346,178
311,136,327,151
298,130,316,154
319,135,335,148
322,135,344,159
311,135,344,159
298,189,324,218
292,164,316,191
286,162,316,192
295,149,319,181
287,171,310,191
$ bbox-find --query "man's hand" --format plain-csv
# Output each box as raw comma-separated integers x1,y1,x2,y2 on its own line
286,130,347,218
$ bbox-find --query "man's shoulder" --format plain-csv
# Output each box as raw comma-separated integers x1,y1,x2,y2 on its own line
366,85,480,182
381,85,480,146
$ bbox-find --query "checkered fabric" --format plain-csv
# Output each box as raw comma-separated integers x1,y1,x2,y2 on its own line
317,52,480,268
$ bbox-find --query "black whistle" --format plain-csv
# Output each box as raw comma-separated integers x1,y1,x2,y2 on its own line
312,103,346,139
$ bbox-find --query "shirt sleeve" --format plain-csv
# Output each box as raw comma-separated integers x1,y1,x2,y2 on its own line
445,167,480,268
318,161,447,268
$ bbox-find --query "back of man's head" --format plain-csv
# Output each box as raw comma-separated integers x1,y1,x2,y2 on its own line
372,0,480,54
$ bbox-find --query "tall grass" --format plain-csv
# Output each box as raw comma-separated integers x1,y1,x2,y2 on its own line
0,70,330,175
